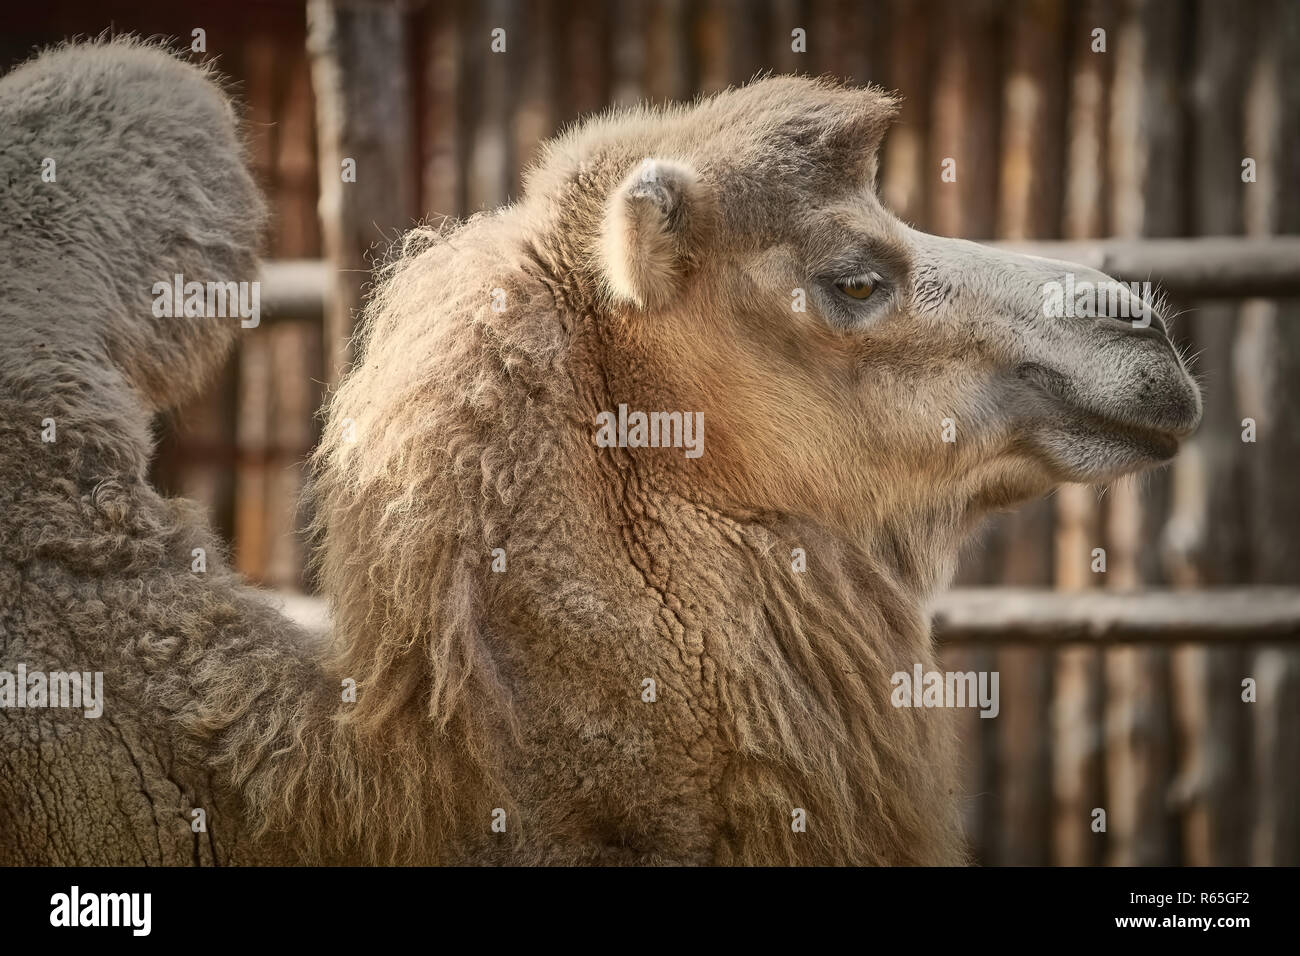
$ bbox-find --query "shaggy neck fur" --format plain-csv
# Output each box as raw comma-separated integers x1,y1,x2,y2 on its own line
298,196,967,863
2,43,969,862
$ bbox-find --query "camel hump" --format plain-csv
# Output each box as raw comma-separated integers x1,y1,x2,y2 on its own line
0,37,266,412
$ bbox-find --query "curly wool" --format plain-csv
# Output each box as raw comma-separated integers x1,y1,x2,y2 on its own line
1,43,965,865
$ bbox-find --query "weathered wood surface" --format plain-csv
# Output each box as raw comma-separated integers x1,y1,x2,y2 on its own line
1100,0,1187,867
989,236,1300,297
930,0,1007,867
1051,0,1111,867
1179,0,1251,868
307,0,416,381
932,588,1300,645
991,0,1064,867
260,260,333,321
269,587,1300,646
1241,0,1300,867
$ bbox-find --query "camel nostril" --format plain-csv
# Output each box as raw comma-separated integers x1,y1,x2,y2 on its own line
1141,309,1168,337
1098,311,1167,342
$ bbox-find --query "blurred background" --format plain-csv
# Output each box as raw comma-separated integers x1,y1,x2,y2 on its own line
4,0,1297,866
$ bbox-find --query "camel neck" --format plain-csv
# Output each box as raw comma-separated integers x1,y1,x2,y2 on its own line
0,351,152,494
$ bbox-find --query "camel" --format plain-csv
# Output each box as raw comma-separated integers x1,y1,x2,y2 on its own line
0,39,1201,865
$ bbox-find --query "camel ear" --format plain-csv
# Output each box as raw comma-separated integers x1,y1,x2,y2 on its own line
599,158,707,310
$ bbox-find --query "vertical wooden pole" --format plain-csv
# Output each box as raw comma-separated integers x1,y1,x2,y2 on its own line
515,0,558,188
725,0,766,86
233,33,280,584
880,0,933,230
420,0,465,220
1100,0,1185,867
695,0,739,94
1052,0,1112,867
558,0,608,119
1240,0,1300,867
646,0,691,104
811,0,872,85
610,0,647,107
1175,0,1251,867
266,29,321,592
463,0,518,212
768,0,810,77
307,0,416,383
929,0,1006,865
994,0,1066,868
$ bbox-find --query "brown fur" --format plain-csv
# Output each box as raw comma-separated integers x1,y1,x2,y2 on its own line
3,47,1200,865
290,78,968,864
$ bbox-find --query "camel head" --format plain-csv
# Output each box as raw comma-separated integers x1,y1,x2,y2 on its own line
571,76,1202,539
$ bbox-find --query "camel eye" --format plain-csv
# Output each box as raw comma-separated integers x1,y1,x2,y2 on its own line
835,274,877,300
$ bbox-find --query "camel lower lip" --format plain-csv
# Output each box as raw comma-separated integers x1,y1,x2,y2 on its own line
1084,414,1182,459
1018,366,1184,459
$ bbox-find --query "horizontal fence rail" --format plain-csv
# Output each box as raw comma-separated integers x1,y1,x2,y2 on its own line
258,236,1300,323
933,588,1300,644
265,588,1300,645
989,237,1300,298
260,259,332,321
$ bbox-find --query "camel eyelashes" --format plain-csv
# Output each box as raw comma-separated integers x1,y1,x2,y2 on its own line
817,270,892,331
835,272,879,300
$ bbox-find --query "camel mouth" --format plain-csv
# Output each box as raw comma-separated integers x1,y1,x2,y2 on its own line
1015,361,1197,463
1072,410,1184,461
